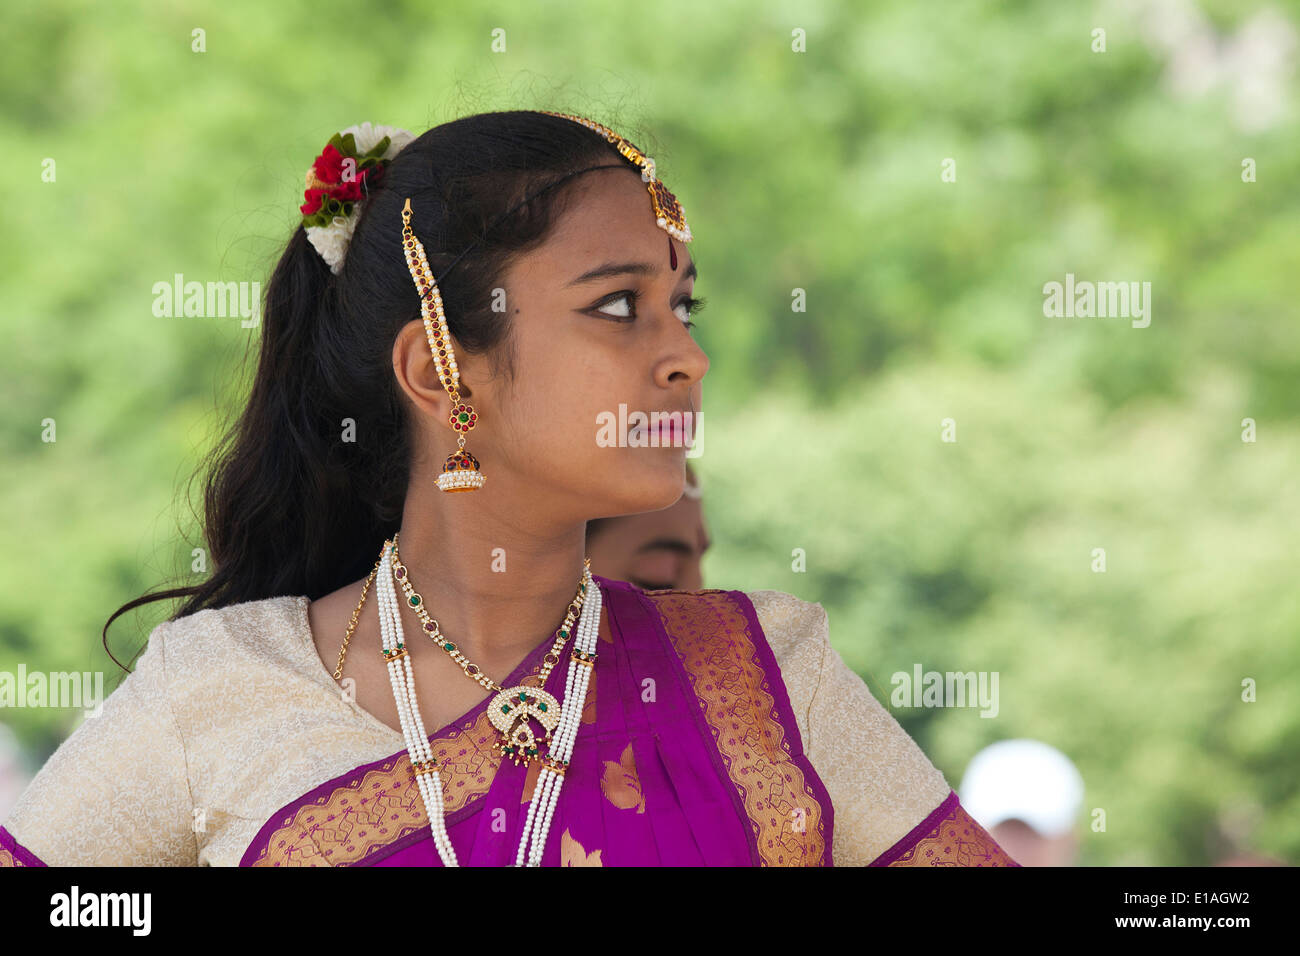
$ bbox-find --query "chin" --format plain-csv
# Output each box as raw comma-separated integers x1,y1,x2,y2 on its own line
602,454,687,516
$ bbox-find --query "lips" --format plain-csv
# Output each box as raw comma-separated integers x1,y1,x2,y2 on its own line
639,412,692,444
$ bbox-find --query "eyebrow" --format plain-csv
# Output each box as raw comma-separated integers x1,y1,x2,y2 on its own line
634,537,696,557
567,258,697,286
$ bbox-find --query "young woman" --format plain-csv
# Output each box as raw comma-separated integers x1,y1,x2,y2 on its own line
0,111,1018,867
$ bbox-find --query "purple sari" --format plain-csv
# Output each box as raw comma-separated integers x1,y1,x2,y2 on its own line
1,576,1017,867
241,576,835,866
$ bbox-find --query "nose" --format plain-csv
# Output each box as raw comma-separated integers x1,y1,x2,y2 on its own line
657,325,709,390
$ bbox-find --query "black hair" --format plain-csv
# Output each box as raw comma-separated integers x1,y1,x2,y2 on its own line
103,110,653,671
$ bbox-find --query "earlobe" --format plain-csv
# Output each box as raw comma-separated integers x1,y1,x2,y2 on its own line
392,321,455,415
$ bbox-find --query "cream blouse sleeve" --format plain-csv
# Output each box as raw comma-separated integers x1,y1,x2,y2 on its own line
747,590,953,866
2,620,198,866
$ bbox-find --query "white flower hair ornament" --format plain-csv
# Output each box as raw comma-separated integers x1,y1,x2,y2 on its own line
300,122,415,274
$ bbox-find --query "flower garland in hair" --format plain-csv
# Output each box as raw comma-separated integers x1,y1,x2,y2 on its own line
300,122,415,273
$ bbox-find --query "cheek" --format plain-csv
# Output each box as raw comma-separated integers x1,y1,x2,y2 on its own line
490,325,612,459
495,323,685,510
523,335,629,448
493,322,565,417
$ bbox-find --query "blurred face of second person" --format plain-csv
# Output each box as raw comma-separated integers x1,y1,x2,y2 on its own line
586,491,710,591
989,819,1078,867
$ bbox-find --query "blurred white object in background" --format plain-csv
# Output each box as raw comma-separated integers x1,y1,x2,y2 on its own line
959,738,1085,866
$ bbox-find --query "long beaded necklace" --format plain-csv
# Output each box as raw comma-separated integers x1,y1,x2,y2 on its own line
349,533,602,866
389,537,591,766
335,538,592,766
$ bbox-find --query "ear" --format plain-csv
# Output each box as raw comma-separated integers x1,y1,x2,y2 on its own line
392,318,457,420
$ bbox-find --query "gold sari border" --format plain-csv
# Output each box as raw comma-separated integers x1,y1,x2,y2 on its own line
643,588,834,866
872,790,1021,866
241,708,505,866
0,824,45,867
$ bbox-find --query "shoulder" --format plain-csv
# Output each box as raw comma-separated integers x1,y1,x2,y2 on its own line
629,584,827,670
631,585,826,649
742,590,830,748
163,593,307,645
159,594,314,680
632,585,828,734
627,584,955,864
743,589,829,666
1,594,327,866
145,595,325,748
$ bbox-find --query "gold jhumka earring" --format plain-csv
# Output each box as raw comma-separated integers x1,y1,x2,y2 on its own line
400,198,485,492
398,111,692,493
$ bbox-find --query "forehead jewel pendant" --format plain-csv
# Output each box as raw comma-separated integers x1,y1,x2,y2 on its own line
537,111,693,245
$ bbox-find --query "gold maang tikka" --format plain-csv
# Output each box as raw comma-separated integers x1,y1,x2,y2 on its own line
538,111,693,244
399,112,692,492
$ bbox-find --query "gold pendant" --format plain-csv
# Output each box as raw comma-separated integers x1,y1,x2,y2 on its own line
489,685,561,765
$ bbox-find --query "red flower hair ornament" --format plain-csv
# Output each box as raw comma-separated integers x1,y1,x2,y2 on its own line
300,122,415,274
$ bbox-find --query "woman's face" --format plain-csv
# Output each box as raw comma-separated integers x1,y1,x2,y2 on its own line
461,165,710,525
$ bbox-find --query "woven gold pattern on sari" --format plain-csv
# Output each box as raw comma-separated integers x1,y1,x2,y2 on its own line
0,846,29,867
601,741,646,813
561,827,603,866
245,707,505,866
887,801,1019,866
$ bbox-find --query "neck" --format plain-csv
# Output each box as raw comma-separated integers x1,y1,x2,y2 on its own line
389,474,590,670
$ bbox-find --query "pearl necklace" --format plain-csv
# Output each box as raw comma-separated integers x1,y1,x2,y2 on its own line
374,536,601,866
389,537,590,766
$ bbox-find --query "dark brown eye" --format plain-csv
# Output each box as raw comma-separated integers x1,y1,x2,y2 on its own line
632,579,674,591
593,291,636,320
674,296,705,325
591,291,705,326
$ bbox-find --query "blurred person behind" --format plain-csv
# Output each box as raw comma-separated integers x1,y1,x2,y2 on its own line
586,462,709,591
959,739,1084,867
